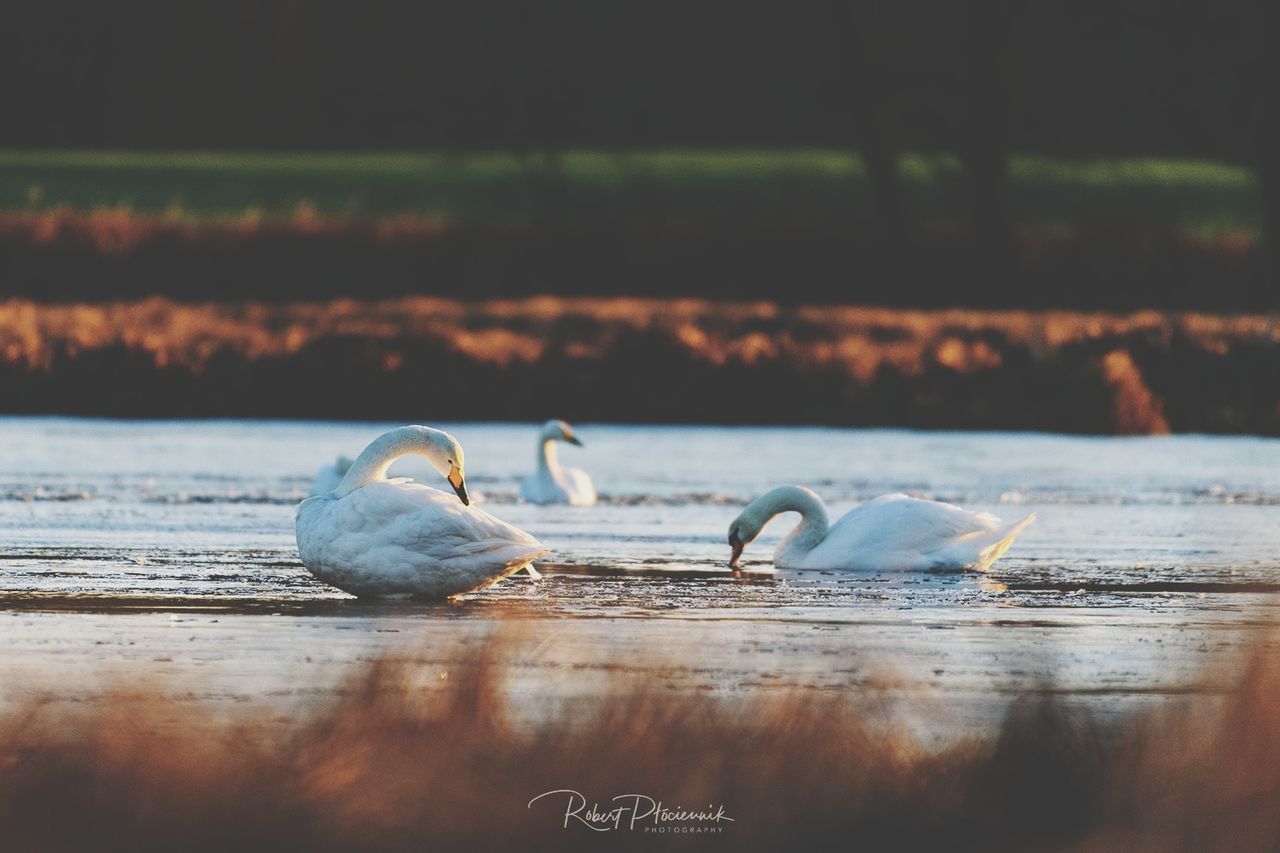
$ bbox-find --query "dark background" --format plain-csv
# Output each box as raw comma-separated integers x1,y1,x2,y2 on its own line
4,1,1276,159
2,1,1278,427
4,1,1280,310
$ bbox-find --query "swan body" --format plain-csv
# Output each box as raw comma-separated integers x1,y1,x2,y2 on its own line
296,426,547,598
728,486,1034,572
519,420,596,505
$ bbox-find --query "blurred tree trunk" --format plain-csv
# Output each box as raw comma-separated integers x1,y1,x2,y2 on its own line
846,2,907,252
507,5,572,234
1257,0,1280,296
961,0,1013,289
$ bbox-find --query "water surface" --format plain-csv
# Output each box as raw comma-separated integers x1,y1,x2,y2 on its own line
3,418,1278,733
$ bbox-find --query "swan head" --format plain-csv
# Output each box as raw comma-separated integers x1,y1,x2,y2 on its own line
405,426,469,505
430,431,469,505
542,419,583,447
726,507,766,569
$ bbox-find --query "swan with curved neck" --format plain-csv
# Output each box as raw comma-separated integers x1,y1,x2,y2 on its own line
307,440,489,503
333,425,467,502
728,485,1034,572
520,419,596,505
296,425,547,599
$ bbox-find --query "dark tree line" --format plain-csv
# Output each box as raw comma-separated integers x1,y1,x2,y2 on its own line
3,0,1273,156
4,0,1280,291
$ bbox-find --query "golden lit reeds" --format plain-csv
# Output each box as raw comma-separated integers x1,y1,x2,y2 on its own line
1,296,1275,432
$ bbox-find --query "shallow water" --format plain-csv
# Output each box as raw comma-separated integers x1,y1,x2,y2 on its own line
3,418,1279,734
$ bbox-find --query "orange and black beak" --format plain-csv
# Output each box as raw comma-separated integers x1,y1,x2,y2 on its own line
565,433,583,447
728,529,744,569
448,463,470,506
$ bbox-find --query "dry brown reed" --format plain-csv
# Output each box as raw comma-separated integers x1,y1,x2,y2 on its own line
2,639,1280,851
1,296,1277,432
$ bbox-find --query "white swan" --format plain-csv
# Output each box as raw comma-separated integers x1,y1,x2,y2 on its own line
309,453,486,502
309,455,354,496
296,426,547,598
727,486,1035,572
519,419,596,505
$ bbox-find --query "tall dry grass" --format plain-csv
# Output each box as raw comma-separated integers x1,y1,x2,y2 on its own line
1,296,1277,432
2,639,1280,851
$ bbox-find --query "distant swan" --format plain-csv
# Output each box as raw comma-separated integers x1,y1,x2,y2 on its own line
309,455,354,496
296,426,547,598
519,419,596,505
727,486,1034,572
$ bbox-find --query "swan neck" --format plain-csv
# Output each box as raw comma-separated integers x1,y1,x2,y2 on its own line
758,487,830,555
335,427,439,496
537,437,560,475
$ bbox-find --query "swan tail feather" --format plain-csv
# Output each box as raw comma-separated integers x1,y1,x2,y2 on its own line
972,513,1036,572
458,547,550,594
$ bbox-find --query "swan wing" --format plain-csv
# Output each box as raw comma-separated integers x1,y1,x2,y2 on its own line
520,472,553,503
296,482,547,598
805,493,1010,570
560,466,597,505
521,467,595,505
521,470,568,504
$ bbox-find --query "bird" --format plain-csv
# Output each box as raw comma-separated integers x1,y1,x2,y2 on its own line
308,455,353,496
727,486,1034,572
296,425,547,598
519,419,596,505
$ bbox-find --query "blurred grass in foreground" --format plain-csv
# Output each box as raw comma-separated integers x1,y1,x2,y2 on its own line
0,149,1262,238
2,634,1280,850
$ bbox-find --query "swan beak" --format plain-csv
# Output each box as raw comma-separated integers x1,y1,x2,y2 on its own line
448,464,470,506
728,534,744,569
565,434,583,447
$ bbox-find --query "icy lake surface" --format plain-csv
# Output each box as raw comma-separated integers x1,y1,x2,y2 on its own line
3,417,1279,734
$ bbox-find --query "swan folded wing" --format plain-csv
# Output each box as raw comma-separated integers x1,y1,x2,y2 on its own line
803,493,1004,570
518,473,545,502
927,512,1037,572
833,493,998,544
340,483,540,547
521,471,563,503
432,535,551,591
559,467,597,503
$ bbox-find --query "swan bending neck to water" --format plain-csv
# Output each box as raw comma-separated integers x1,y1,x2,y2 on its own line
296,425,546,598
728,485,1034,572
731,486,830,567
521,419,596,505
335,425,468,502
